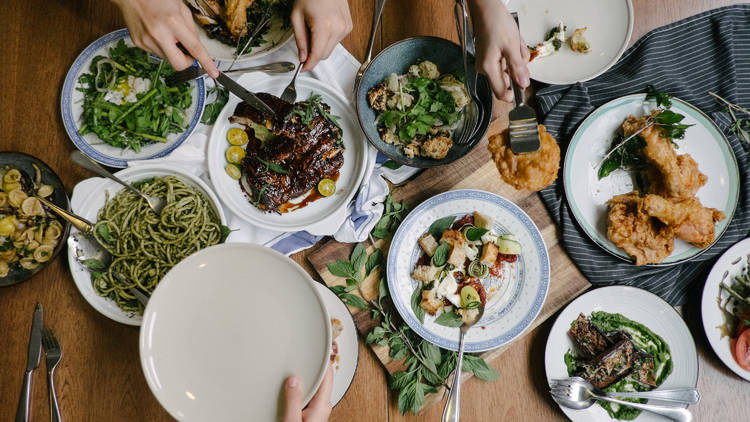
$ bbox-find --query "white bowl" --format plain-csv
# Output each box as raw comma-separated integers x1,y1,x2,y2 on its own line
67,164,226,326
139,243,331,422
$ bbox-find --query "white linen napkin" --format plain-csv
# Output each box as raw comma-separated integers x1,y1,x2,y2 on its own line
72,41,419,255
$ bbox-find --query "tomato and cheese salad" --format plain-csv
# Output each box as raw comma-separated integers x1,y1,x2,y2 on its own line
411,211,521,326
719,266,750,372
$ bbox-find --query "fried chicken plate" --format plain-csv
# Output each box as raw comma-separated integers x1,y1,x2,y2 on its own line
488,124,560,191
607,192,674,266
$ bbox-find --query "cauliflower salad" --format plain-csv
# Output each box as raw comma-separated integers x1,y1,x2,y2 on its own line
367,60,469,160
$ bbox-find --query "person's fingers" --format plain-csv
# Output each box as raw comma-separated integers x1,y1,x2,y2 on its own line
500,57,513,102
302,365,334,421
519,35,531,62
138,35,168,63
291,9,309,63
281,376,304,422
503,38,530,89
157,36,194,71
479,50,508,101
302,25,332,71
173,21,219,77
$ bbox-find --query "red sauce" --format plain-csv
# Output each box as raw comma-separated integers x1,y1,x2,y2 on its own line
451,213,474,230
457,278,487,306
497,253,518,263
330,340,339,363
279,172,340,213
481,326,486,330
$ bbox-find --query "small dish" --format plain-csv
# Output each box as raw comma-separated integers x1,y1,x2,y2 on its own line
206,73,368,235
545,286,699,422
67,164,226,325
355,36,493,168
0,152,70,287
506,0,634,85
387,189,549,352
140,243,331,422
61,29,205,168
313,281,359,406
563,94,740,266
701,237,750,382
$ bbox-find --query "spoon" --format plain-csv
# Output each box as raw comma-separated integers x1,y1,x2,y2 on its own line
550,377,693,422
441,304,485,422
280,61,303,103
551,377,700,405
70,151,165,216
35,196,149,307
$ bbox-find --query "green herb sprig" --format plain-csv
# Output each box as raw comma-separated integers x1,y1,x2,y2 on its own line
285,93,343,144
256,157,289,174
201,85,229,125
371,194,410,239
709,91,750,144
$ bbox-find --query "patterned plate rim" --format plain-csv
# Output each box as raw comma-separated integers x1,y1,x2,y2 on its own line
60,28,205,168
387,189,550,352
562,93,740,267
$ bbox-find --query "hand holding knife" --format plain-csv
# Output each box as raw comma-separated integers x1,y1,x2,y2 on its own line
16,303,43,422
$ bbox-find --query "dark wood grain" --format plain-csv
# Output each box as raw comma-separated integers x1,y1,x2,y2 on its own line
0,1,746,421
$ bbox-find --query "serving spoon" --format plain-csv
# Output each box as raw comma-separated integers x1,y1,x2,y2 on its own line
550,377,694,422
70,151,165,216
441,304,485,422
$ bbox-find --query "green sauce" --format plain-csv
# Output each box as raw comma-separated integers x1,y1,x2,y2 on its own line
563,311,673,420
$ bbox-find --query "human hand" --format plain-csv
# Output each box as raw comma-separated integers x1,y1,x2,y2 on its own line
112,0,219,78
282,364,334,422
467,0,530,102
291,0,353,72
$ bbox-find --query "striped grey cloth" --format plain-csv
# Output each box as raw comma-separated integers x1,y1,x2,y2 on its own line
536,5,750,305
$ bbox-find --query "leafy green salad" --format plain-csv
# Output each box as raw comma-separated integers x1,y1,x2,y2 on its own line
367,60,469,160
77,39,193,152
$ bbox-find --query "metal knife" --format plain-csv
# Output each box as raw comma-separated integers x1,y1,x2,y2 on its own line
215,72,274,116
16,303,43,422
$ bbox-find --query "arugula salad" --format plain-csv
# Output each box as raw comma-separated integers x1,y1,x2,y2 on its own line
410,211,521,327
367,60,469,160
77,39,193,152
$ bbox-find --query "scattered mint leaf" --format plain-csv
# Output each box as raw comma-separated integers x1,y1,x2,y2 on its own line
327,259,354,278
463,355,500,381
434,311,464,327
366,248,383,276
428,216,456,238
383,160,403,170
340,293,369,310
411,285,425,323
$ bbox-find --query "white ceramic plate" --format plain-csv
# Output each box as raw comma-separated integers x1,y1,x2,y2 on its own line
387,189,550,352
545,286,699,422
563,94,740,265
207,74,368,235
61,29,205,168
139,243,331,422
506,0,633,85
701,237,750,381
313,282,359,406
196,15,294,63
67,164,226,326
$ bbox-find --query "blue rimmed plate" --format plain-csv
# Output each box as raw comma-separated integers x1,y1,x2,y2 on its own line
61,29,205,168
563,94,740,266
387,189,550,352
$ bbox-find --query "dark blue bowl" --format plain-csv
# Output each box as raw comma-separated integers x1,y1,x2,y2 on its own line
355,36,493,168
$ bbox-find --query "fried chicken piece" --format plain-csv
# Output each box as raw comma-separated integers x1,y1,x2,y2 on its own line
642,194,725,248
488,124,560,191
224,0,255,39
606,191,674,266
638,124,707,199
643,154,707,198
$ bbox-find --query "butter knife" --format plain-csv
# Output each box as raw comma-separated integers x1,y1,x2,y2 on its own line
16,303,43,422
215,72,274,116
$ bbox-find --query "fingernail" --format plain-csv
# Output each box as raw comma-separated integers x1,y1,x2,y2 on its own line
299,50,307,62
288,376,299,388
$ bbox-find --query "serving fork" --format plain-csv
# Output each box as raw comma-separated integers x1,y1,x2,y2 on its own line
41,329,62,422
164,61,296,87
508,12,541,154
550,377,700,405
281,62,303,103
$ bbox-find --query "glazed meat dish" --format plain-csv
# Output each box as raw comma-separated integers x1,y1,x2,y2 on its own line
229,93,344,212
568,314,657,390
487,124,560,191
605,113,724,265
607,192,674,266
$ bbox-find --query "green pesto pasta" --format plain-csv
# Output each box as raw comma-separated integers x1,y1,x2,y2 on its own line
91,176,222,313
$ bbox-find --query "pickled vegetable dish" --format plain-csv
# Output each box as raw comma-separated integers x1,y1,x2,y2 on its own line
410,211,521,327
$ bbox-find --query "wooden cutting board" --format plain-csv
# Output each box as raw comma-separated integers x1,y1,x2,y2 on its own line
307,117,590,413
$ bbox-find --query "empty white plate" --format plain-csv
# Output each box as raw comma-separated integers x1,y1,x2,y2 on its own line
139,243,331,422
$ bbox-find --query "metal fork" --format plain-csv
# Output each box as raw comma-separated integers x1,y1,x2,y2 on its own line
455,0,486,142
453,1,479,145
41,329,62,422
281,62,303,103
165,62,296,87
508,12,540,153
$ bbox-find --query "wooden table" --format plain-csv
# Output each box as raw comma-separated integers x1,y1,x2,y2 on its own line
0,0,746,420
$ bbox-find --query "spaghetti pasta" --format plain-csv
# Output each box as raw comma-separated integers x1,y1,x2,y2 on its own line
91,176,223,313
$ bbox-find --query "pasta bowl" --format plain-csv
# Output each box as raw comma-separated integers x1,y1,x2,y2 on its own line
66,164,227,325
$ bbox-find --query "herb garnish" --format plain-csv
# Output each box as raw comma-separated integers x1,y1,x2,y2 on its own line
326,213,499,414
371,194,410,239
285,93,343,144
598,86,692,179
252,184,269,207
201,85,229,125
709,91,750,144
256,157,289,174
